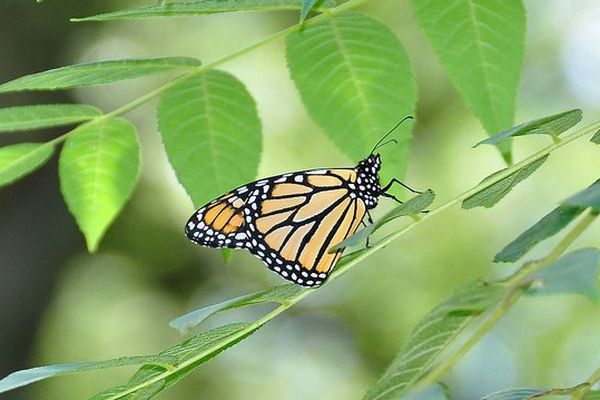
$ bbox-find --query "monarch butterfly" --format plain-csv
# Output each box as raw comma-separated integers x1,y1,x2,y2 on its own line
185,116,419,287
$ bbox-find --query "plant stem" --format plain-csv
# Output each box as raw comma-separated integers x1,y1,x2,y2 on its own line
572,364,600,400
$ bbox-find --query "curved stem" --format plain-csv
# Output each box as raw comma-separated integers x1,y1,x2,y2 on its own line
572,364,600,400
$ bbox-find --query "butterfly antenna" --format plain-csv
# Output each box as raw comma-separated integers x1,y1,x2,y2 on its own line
370,116,414,154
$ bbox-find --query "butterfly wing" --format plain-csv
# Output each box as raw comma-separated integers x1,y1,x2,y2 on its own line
185,168,366,287
185,185,253,249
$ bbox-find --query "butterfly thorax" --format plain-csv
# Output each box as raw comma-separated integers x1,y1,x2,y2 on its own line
353,154,382,209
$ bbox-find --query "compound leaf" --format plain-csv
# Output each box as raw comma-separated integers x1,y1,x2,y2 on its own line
0,104,101,132
475,109,582,147
411,0,526,162
0,143,54,188
157,70,262,207
287,11,417,183
495,205,585,263
59,118,140,252
563,178,600,212
0,57,200,93
462,156,548,209
528,248,600,301
170,284,303,333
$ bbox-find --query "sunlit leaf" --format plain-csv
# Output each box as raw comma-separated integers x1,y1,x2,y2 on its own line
59,118,140,252
363,281,505,400
287,12,417,183
475,109,582,147
0,57,200,93
527,248,600,301
562,178,600,212
0,104,101,132
157,70,262,207
411,0,526,162
480,388,546,400
0,142,54,188
494,205,585,263
0,355,175,395
91,323,260,400
462,156,548,209
73,0,335,21
170,284,302,333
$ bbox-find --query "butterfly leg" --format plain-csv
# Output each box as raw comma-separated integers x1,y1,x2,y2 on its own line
381,178,423,195
364,211,375,248
380,191,403,204
381,179,430,213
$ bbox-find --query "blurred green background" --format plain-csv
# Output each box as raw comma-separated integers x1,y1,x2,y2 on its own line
1,1,599,399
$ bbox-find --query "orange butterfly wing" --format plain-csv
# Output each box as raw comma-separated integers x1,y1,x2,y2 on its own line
186,168,367,286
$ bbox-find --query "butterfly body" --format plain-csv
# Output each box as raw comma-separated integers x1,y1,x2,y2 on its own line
185,154,387,287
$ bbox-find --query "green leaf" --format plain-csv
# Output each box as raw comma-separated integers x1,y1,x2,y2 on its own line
591,129,600,145
287,12,417,183
0,104,102,132
480,388,546,400
462,155,548,209
364,281,506,400
411,0,526,162
169,284,302,333
0,355,175,395
91,323,259,400
375,189,435,230
0,143,55,188
157,70,262,207
59,118,140,252
300,0,319,22
495,205,585,263
475,109,583,147
563,178,600,212
527,248,600,301
0,57,200,93
74,0,335,21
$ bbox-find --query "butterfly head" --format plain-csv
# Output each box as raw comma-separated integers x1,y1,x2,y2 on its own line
355,154,382,209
